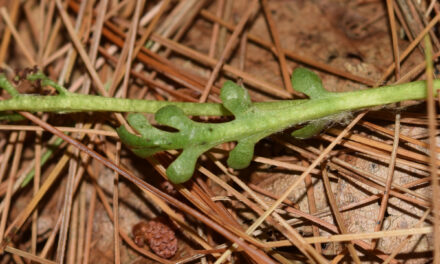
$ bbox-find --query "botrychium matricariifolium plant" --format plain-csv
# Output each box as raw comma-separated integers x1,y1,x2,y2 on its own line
0,67,439,183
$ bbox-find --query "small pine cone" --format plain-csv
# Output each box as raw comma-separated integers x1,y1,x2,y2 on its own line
144,219,178,259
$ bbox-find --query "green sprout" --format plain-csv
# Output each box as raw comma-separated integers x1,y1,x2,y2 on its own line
0,68,438,183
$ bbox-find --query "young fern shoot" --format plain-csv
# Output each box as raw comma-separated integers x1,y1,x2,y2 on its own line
0,67,438,183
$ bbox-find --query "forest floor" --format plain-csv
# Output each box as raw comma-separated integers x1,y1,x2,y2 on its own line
0,0,438,263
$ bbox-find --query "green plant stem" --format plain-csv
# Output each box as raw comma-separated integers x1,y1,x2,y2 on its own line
0,93,306,116
0,80,437,116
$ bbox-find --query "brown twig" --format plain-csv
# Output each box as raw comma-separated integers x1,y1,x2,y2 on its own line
321,163,361,263
424,34,440,263
199,0,258,102
0,1,20,64
260,0,294,94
